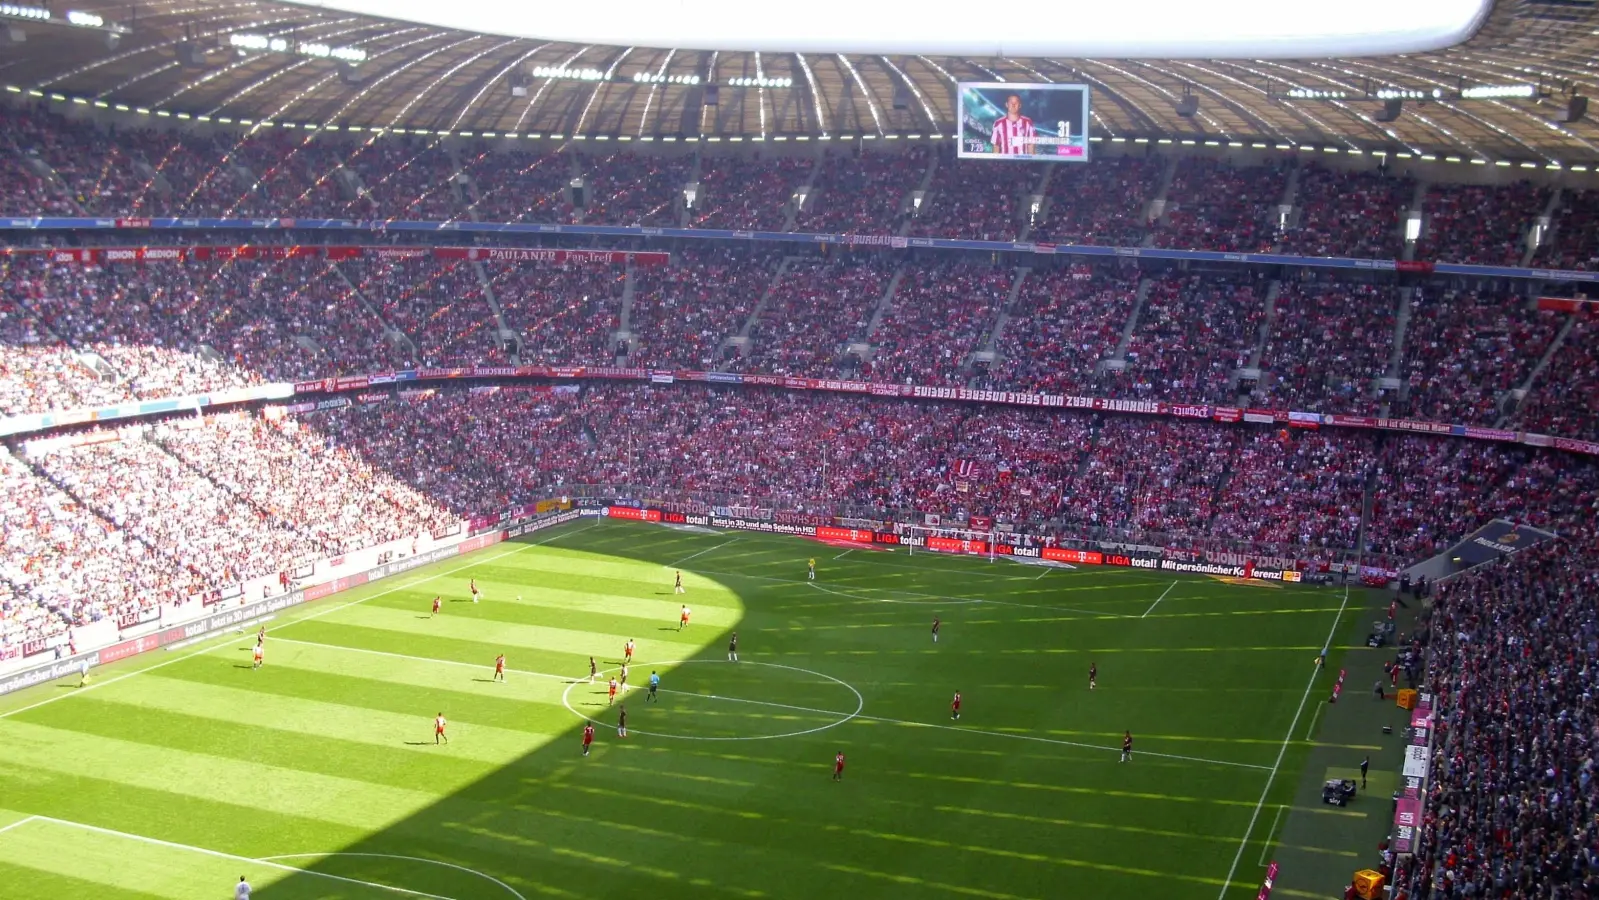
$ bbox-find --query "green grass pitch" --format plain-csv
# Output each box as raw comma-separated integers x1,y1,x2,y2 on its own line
0,518,1377,899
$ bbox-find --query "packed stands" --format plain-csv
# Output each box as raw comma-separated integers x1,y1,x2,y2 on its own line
627,247,777,369
1280,163,1414,259
799,148,928,234
579,151,694,226
1028,155,1161,247
982,266,1139,395
1415,180,1548,266
1402,538,1599,900
1535,186,1599,271
1512,316,1599,441
1398,289,1560,425
741,254,891,376
1257,279,1398,414
456,142,576,224
1209,430,1372,551
1152,158,1289,253
1059,418,1235,538
1364,437,1524,559
487,263,626,365
347,257,503,367
865,262,1013,385
1112,273,1267,404
908,151,1032,241
690,155,812,231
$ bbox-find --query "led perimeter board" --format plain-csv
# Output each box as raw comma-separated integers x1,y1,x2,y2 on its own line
958,82,1091,162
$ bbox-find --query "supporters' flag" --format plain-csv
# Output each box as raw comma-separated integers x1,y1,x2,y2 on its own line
953,459,974,479
956,481,971,494
996,467,1013,484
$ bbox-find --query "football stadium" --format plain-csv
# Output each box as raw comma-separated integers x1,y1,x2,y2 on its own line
0,1,1595,898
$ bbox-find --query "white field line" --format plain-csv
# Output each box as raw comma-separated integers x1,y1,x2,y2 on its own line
270,637,1269,771
0,815,38,836
21,816,458,899
1256,804,1287,867
1216,584,1351,898
665,538,740,569
0,526,579,722
1142,581,1180,618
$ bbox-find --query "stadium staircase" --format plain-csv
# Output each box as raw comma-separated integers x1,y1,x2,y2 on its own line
613,263,639,363
899,151,941,236
722,256,799,360
1099,277,1156,374
1521,187,1565,267
1402,180,1429,262
470,262,523,363
1275,159,1304,248
129,158,175,205
1377,287,1415,416
7,141,88,216
1016,164,1056,243
1237,279,1281,404
965,266,1033,381
850,264,908,367
444,142,482,221
1494,310,1579,428
1141,156,1181,240
329,261,420,363
780,157,824,232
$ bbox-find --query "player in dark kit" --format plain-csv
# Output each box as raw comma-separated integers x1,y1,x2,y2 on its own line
674,571,685,594
951,691,962,720
1121,730,1133,762
588,656,598,682
1089,662,1097,690
833,751,846,782
581,723,595,756
932,616,940,643
728,632,739,662
617,704,628,738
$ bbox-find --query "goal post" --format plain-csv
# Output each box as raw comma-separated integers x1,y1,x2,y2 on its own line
905,525,999,562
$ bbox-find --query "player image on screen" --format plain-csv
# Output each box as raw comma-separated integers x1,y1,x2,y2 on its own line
959,82,1091,162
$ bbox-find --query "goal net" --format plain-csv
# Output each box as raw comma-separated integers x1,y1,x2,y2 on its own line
905,525,999,562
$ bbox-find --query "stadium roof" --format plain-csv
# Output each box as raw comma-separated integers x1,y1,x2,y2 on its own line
3,0,1598,165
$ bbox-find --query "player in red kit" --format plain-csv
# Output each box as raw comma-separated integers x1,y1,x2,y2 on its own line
1121,730,1133,762
832,751,845,782
990,94,1036,155
1089,662,1097,690
951,691,962,720
431,596,441,617
493,654,505,683
581,723,595,756
470,578,480,603
434,713,448,745
623,639,635,663
607,677,618,706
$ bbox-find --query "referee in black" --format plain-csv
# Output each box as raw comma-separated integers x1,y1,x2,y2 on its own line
1360,755,1370,789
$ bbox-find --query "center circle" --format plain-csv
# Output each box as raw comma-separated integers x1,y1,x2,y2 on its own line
561,659,864,741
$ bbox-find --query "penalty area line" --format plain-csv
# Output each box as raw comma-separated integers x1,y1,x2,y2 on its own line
666,538,741,569
23,816,459,899
1142,581,1179,618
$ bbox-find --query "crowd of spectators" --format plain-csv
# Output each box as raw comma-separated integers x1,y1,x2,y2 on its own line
1399,537,1598,899
1111,273,1267,404
579,151,695,227
488,263,625,365
1257,279,1398,414
740,254,890,376
1279,163,1414,259
1029,155,1161,247
981,266,1139,395
907,150,1032,241
349,257,505,367
1364,437,1524,559
1209,430,1372,551
1512,316,1599,441
1397,288,1560,425
1059,418,1235,538
1415,180,1549,266
1534,186,1599,271
627,247,777,369
865,261,1013,386
799,148,930,234
690,155,813,231
456,143,577,224
1151,158,1289,253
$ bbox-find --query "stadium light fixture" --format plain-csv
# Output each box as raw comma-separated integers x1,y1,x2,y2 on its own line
0,4,48,21
275,0,1492,58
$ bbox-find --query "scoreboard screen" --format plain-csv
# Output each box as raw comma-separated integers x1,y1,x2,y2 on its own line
957,82,1091,162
